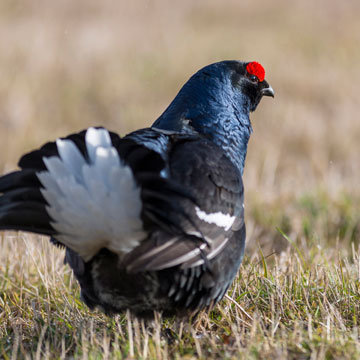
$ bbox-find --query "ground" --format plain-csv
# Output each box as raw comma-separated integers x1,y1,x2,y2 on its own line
0,0,360,358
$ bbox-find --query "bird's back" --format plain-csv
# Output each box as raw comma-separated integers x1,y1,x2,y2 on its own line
63,128,246,316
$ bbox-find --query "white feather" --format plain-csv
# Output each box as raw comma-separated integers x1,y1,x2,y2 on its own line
37,127,146,261
195,206,235,231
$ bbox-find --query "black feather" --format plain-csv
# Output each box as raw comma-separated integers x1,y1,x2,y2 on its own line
0,59,271,317
0,170,42,192
0,188,45,205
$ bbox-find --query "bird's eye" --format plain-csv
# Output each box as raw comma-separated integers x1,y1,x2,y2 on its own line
248,74,259,83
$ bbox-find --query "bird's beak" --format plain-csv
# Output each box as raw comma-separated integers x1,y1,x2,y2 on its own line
261,84,275,98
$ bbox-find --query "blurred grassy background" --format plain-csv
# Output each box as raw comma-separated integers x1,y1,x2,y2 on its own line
0,0,359,253
1,1,360,358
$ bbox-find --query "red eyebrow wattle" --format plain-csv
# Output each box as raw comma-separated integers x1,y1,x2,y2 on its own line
246,62,265,82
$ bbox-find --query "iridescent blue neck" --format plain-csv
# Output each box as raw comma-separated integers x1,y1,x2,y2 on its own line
152,64,252,175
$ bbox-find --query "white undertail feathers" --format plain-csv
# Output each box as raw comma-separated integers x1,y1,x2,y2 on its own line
37,128,145,261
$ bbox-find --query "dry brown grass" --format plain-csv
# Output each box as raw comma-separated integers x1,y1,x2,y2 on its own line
0,0,360,358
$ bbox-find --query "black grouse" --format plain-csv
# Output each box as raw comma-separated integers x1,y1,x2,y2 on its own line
0,60,274,317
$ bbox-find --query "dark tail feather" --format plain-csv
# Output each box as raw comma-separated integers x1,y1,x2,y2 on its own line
0,170,55,236
0,201,55,235
0,187,45,205
0,170,41,192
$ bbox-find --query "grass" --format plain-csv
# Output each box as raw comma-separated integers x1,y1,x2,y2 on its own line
1,195,359,359
1,213,360,359
0,0,360,358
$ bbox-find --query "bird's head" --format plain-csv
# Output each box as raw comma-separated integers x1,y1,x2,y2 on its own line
193,60,274,113
231,61,274,111
153,60,274,132
152,60,274,173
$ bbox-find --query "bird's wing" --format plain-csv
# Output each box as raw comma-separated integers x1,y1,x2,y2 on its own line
122,136,244,272
0,127,193,261
0,128,244,270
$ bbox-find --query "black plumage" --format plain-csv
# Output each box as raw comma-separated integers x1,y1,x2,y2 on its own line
0,60,274,317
